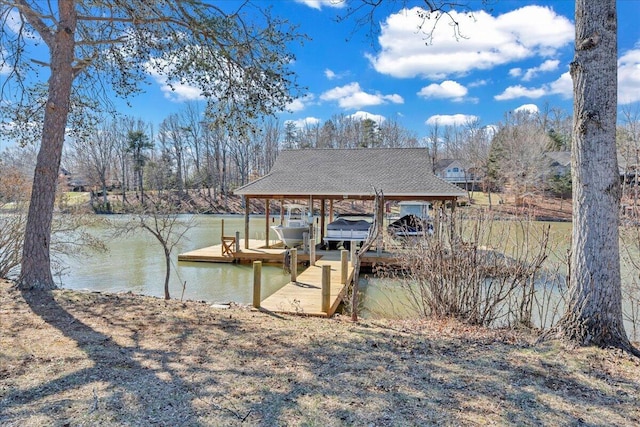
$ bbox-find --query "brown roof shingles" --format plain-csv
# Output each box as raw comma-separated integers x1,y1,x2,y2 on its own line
234,148,466,199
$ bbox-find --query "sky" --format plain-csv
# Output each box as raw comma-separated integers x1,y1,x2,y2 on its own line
2,0,640,147
134,0,640,136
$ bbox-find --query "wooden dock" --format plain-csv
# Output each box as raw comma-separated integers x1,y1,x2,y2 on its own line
178,239,287,263
178,239,401,317
259,259,353,318
178,239,399,266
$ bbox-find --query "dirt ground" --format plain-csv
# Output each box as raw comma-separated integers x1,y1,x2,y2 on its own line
1,280,639,426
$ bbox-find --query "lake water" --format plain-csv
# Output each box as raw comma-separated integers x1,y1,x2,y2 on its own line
58,215,290,304
59,214,423,316
56,214,640,339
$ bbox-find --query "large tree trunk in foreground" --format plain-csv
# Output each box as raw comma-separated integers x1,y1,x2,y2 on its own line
556,0,636,354
18,3,76,290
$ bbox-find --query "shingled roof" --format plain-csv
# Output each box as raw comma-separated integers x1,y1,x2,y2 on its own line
234,148,466,200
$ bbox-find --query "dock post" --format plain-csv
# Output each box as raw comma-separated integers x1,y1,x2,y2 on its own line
303,232,309,254
220,219,225,255
253,261,262,308
322,264,331,313
350,243,357,265
310,239,316,266
235,231,240,252
290,248,298,282
341,250,348,284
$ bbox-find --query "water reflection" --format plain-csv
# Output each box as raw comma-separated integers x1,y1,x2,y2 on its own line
57,214,638,340
59,215,289,303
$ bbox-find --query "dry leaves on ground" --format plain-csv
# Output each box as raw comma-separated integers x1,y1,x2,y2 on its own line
1,280,639,426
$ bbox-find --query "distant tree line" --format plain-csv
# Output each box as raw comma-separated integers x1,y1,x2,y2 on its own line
2,103,639,215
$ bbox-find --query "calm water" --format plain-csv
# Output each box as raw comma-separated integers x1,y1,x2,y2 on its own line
58,215,573,314
58,215,639,338
59,215,290,304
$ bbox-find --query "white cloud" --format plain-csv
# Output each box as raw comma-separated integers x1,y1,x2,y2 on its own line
619,48,640,104
0,49,12,75
4,9,40,40
417,80,468,101
324,68,349,80
509,68,523,78
522,59,560,81
494,85,547,100
514,104,539,114
287,94,315,112
426,114,478,126
288,117,321,129
499,51,640,104
161,83,204,102
468,79,489,88
549,72,572,97
349,111,386,124
367,5,573,79
294,0,345,10
145,64,204,102
494,71,572,101
320,82,404,109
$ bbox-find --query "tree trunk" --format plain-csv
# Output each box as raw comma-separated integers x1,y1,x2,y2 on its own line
164,248,171,300
18,3,77,290
556,0,636,353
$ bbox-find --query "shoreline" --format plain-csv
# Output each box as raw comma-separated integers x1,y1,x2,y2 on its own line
2,280,639,426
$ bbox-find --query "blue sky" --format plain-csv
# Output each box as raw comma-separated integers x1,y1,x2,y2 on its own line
3,0,640,146
132,0,640,137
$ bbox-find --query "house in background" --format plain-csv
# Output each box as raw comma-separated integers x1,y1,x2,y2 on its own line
58,167,89,192
545,150,638,185
544,151,571,177
433,159,481,190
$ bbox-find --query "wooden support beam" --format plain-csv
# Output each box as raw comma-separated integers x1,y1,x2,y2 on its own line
265,199,270,248
279,198,284,224
320,198,326,244
329,199,334,222
341,250,348,285
244,197,250,250
253,261,262,308
322,264,331,313
290,248,298,282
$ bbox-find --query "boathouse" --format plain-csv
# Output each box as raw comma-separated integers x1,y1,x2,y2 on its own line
233,148,466,248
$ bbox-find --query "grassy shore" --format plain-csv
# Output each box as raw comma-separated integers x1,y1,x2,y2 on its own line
1,280,639,426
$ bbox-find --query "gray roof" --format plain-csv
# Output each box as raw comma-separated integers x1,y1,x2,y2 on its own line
234,148,466,200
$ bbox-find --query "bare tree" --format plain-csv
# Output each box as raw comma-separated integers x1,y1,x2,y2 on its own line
119,197,195,300
0,157,30,278
338,1,636,353
127,130,153,205
618,106,640,216
158,114,187,198
1,0,301,290
552,0,638,354
491,110,551,206
66,119,117,209
426,121,442,174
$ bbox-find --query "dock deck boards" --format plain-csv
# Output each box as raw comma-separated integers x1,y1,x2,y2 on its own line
260,259,353,317
178,240,397,317
178,239,286,263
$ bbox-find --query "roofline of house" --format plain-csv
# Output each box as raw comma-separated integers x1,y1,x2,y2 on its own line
235,193,463,201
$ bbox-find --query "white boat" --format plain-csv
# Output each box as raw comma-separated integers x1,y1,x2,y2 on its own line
323,214,373,250
271,204,311,248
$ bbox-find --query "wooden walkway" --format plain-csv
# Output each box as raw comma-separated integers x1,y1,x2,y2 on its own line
259,259,353,318
178,239,396,318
